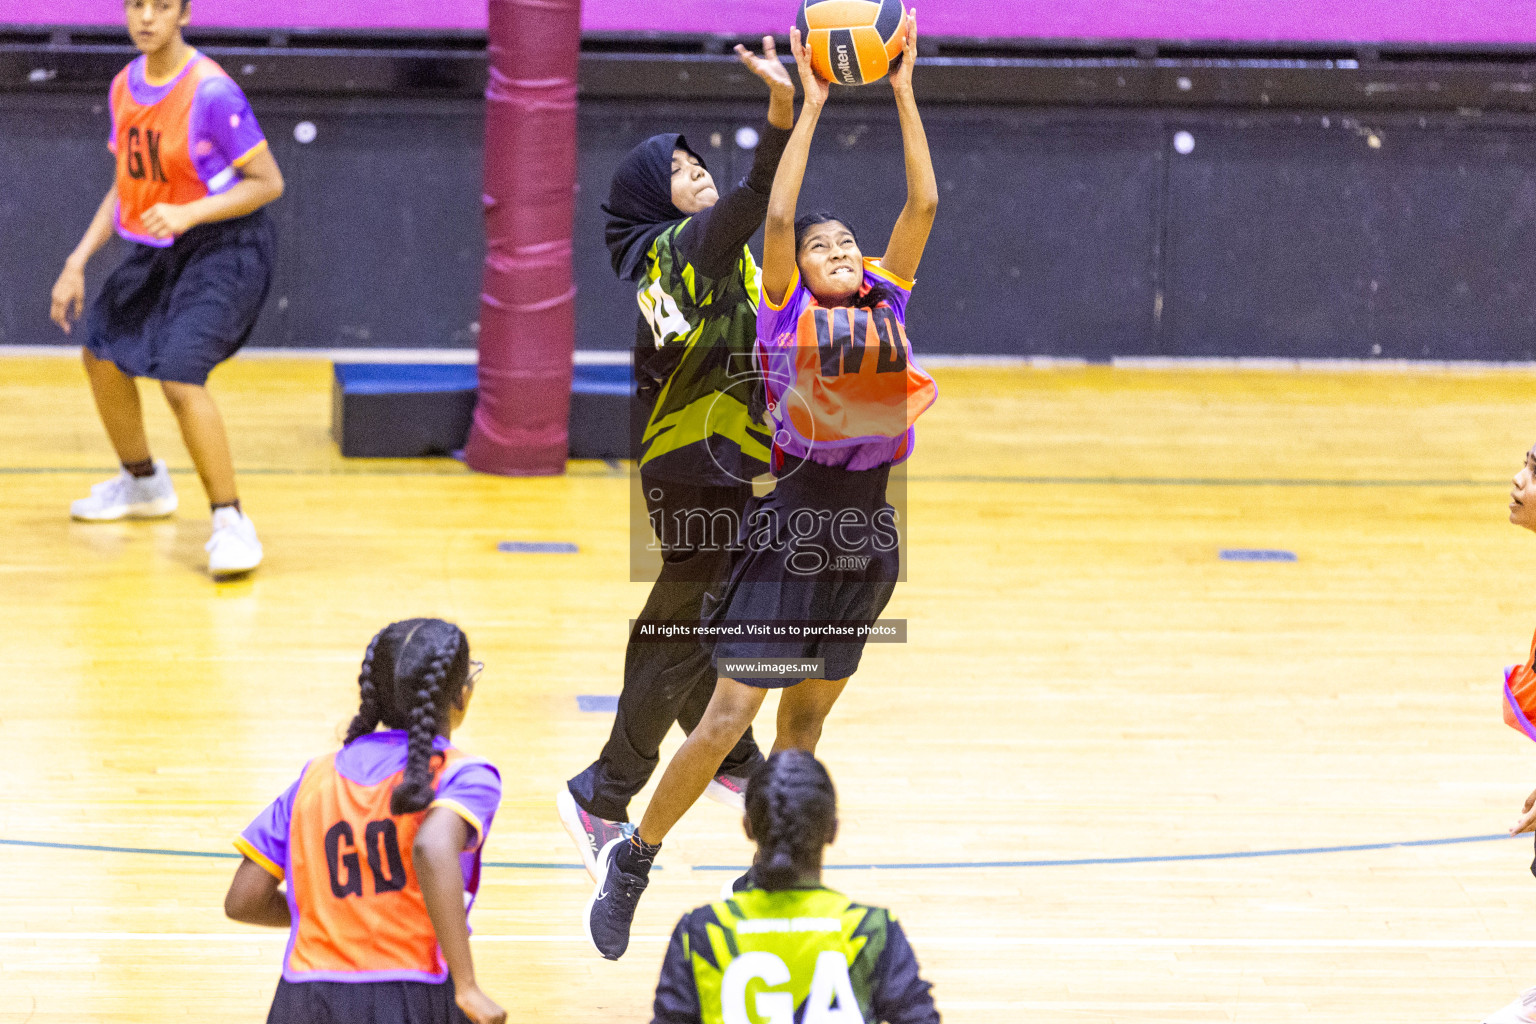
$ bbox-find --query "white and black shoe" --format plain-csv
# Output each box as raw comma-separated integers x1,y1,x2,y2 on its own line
584,836,650,961
70,461,178,521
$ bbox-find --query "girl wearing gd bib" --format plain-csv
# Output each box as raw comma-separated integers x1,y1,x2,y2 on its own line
586,12,938,960
225,619,506,1024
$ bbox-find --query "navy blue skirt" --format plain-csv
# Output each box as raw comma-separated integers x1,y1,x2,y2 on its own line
266,977,471,1024
86,210,275,385
705,456,900,688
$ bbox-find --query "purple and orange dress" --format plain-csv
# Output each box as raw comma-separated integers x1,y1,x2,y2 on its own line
236,730,502,1024
87,49,275,384
704,258,937,686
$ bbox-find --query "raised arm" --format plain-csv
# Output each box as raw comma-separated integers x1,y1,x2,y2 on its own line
675,37,796,278
877,10,938,284
762,28,832,307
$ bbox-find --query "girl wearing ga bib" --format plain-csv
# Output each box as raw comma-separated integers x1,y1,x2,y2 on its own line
48,0,283,579
585,12,938,961
225,619,507,1024
651,751,940,1024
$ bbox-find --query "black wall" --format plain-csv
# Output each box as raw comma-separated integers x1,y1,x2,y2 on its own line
7,35,1536,359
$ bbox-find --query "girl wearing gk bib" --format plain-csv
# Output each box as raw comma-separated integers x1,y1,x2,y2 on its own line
49,0,283,579
225,619,506,1024
651,751,940,1024
586,12,937,961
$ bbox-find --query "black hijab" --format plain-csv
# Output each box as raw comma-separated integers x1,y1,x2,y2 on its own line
603,133,707,282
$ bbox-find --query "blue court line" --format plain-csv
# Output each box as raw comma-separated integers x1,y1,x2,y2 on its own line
499,541,579,554
0,467,1508,487
3,833,1520,873
0,838,583,870
1220,549,1298,562
697,832,1521,871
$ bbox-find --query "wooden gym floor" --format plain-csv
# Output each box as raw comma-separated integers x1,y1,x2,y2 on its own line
4,353,1536,1022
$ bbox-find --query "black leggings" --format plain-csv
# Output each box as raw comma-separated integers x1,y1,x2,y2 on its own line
565,472,765,822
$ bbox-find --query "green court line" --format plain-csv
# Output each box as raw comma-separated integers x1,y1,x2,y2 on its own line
911,475,1502,488
0,466,624,479
0,466,1505,487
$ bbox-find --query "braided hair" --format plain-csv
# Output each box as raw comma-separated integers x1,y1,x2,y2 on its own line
794,212,891,310
342,618,471,816
744,750,838,890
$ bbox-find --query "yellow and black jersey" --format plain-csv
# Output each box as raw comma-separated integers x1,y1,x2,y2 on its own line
650,886,939,1024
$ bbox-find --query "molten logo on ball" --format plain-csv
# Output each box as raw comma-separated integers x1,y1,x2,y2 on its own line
834,43,853,83
797,0,909,87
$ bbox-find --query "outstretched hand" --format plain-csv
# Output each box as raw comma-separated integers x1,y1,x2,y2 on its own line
888,8,918,95
789,27,831,108
736,35,795,97
1512,785,1536,835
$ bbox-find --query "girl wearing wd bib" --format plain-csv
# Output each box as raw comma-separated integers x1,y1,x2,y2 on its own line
586,12,937,961
651,751,940,1024
49,0,283,579
225,619,506,1024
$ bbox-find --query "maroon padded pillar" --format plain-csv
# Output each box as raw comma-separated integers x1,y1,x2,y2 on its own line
464,0,580,476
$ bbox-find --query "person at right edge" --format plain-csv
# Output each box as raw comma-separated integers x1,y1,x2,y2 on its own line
1485,444,1536,1024
557,37,797,880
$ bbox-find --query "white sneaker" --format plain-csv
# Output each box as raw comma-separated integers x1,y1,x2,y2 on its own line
705,770,750,812
1484,986,1536,1024
206,507,263,579
70,461,178,521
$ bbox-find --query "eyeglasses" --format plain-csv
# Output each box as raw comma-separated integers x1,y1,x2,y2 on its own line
468,660,484,686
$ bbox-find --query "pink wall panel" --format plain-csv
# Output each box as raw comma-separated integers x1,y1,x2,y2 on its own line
10,0,1534,45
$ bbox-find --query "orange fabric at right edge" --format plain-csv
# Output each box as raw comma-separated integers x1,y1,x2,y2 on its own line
1503,629,1536,742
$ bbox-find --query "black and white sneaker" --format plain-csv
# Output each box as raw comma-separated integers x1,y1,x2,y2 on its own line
557,787,632,883
718,867,756,901
584,836,650,960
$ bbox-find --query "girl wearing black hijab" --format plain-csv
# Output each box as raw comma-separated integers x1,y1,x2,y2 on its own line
558,37,796,879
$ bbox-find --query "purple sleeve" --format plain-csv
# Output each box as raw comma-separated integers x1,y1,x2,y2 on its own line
756,273,808,351
236,771,303,878
433,760,502,850
650,916,703,1024
189,76,268,192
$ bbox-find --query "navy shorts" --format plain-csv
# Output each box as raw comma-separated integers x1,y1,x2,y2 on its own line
86,210,275,385
266,977,471,1024
705,456,899,688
